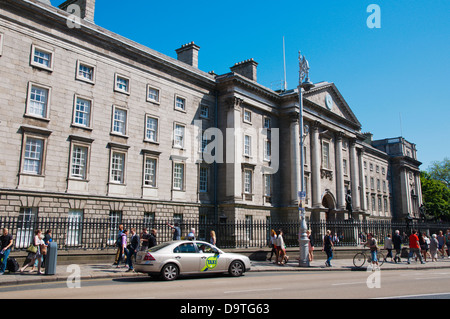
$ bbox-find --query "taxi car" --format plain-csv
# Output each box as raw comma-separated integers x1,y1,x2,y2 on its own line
134,240,251,281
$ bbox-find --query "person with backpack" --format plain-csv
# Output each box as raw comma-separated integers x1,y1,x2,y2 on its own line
0,228,13,275
112,224,124,266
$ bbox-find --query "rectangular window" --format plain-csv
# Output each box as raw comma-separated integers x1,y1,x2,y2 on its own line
264,140,271,161
115,74,130,94
173,123,185,148
27,84,49,118
244,135,251,156
244,110,252,123
322,141,330,169
264,174,272,197
378,197,382,212
175,96,186,111
73,97,91,128
145,115,158,143
77,62,95,83
370,177,374,190
110,152,125,184
199,167,208,192
200,105,209,118
383,181,387,192
377,179,380,191
31,45,53,71
109,211,122,245
144,157,157,187
70,145,88,179
264,117,271,129
343,159,348,175
147,86,160,103
112,106,127,135
200,130,208,153
67,210,83,246
244,170,252,194
16,207,38,248
173,163,185,191
23,137,43,174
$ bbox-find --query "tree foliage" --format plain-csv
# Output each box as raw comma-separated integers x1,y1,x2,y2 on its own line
420,171,450,221
427,157,450,188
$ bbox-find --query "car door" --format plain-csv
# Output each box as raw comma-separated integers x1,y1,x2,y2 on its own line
197,243,228,273
173,242,201,274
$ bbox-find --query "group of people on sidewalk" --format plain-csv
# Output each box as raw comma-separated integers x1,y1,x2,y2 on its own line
267,229,290,265
112,225,158,272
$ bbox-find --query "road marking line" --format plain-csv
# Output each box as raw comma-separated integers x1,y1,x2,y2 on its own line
223,288,282,294
331,281,366,286
375,292,450,299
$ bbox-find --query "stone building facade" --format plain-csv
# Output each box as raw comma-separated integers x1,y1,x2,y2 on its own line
0,0,423,235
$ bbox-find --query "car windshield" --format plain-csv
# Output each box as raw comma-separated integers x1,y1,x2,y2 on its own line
147,242,172,252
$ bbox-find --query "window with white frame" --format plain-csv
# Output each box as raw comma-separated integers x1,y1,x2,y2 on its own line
200,105,209,118
26,83,50,119
264,174,272,197
110,151,126,184
378,197,382,212
67,209,83,246
114,74,130,94
243,110,252,123
76,61,95,83
244,135,251,156
144,156,157,187
199,166,208,193
73,96,92,128
371,196,376,211
370,177,374,190
108,211,122,245
244,169,252,194
145,115,158,143
264,139,271,161
173,162,185,191
30,45,53,71
147,86,160,103
70,144,89,180
322,141,330,169
383,180,387,192
384,198,388,212
175,96,186,111
343,159,348,175
23,137,44,175
112,106,127,136
16,207,38,248
173,123,185,148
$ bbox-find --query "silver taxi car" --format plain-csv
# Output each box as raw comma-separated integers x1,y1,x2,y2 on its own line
134,240,251,281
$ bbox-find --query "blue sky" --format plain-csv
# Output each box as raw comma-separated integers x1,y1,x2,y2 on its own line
52,0,449,170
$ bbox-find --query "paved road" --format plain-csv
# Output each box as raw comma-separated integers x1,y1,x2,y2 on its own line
1,268,449,299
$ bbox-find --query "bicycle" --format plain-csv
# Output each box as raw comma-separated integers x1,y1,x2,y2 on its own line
353,249,385,268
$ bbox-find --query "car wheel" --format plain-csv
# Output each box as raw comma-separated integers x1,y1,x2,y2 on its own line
161,263,179,281
229,260,244,277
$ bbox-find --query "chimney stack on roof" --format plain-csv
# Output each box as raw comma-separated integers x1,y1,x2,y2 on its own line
175,42,200,68
230,58,258,82
58,0,96,23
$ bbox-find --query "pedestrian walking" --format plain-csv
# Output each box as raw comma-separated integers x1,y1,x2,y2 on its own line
407,230,425,264
430,234,439,262
323,230,334,267
364,233,379,269
126,228,139,272
307,229,314,262
210,230,217,246
0,228,13,275
393,230,402,263
384,234,393,262
116,229,128,268
437,231,446,258
149,229,157,248
276,230,288,265
421,233,430,262
20,229,46,275
167,222,181,240
113,224,124,266
267,229,277,262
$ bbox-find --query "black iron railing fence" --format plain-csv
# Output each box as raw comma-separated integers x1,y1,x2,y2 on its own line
0,216,448,251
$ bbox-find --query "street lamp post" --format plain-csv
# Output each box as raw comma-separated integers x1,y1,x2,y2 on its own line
298,51,315,267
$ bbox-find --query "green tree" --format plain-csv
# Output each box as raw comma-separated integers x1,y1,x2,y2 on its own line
420,171,450,221
427,157,450,187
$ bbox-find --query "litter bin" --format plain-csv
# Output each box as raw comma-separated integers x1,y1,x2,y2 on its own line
45,242,58,275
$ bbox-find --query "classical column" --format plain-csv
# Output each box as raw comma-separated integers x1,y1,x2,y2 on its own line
225,97,243,200
311,121,322,208
335,132,345,210
358,148,367,212
290,113,301,204
349,140,360,210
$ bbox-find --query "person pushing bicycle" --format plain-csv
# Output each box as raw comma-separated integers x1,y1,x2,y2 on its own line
363,233,379,269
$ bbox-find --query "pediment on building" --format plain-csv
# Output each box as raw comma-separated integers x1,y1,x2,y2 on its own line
303,82,361,129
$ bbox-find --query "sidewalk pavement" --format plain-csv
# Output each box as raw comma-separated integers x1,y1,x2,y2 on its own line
1,257,449,287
